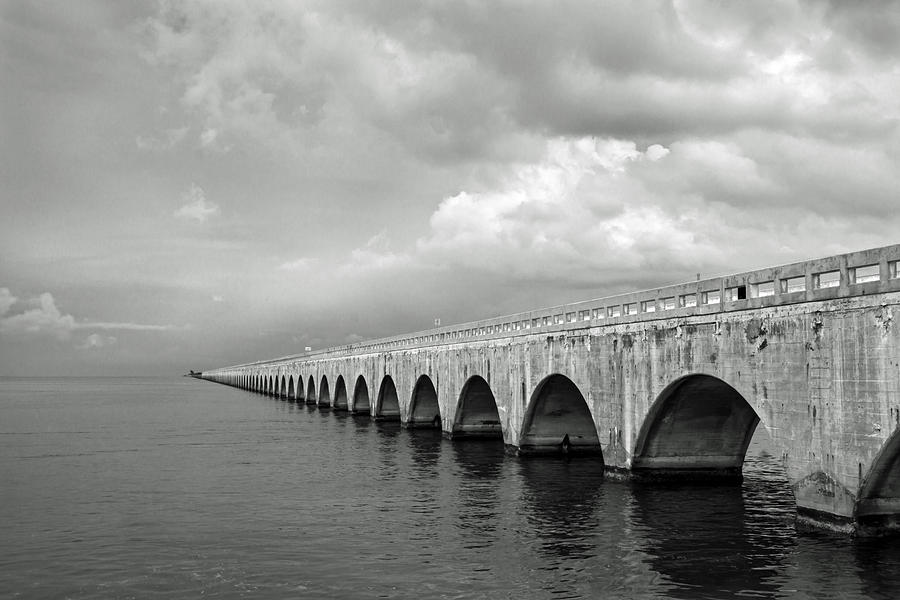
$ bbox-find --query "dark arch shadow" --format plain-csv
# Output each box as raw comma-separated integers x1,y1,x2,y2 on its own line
407,428,444,474
451,375,502,439
630,479,781,598
519,374,602,458
280,375,287,399
333,375,348,411
287,375,295,401
296,374,305,402
351,375,370,417
450,440,506,548
406,374,441,429
375,375,400,422
268,375,275,396
633,373,760,482
857,428,900,535
306,376,317,405
518,457,607,560
318,375,331,408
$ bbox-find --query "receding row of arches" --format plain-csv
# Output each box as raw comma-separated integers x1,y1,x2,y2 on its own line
206,367,900,530
221,370,781,475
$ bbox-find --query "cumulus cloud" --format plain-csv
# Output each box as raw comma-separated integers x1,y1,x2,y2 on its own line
0,289,180,342
0,288,16,316
414,133,900,287
174,184,219,222
78,333,116,350
0,292,76,340
340,230,411,275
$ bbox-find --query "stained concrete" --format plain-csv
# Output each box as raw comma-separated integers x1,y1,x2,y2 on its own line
202,245,900,535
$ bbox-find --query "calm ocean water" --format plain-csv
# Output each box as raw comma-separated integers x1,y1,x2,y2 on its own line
2,377,900,599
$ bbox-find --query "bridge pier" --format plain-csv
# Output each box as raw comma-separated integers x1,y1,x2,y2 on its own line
199,244,900,536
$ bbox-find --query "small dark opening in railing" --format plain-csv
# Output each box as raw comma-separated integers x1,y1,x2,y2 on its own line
736,285,746,300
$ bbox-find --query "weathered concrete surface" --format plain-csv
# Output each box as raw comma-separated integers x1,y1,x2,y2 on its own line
202,246,900,535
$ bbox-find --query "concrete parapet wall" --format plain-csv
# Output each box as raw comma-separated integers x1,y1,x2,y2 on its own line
202,244,900,535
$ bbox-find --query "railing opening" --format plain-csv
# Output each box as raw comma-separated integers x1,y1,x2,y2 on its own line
813,270,840,289
852,264,880,284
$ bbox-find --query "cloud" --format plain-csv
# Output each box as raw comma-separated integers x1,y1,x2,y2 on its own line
174,183,219,222
0,288,16,316
278,257,315,272
141,1,900,165
78,333,116,350
136,126,188,151
0,292,76,340
340,230,411,275
212,295,225,302
414,133,900,287
0,289,181,341
78,322,179,332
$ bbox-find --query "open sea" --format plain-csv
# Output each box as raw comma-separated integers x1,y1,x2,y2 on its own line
2,376,900,599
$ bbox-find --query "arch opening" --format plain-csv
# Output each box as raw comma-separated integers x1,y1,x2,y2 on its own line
333,376,348,411
268,375,275,395
318,375,331,408
857,429,900,535
406,375,441,429
351,375,370,416
287,375,296,402
519,374,602,457
632,374,760,481
280,375,287,399
306,376,317,405
451,375,502,439
375,375,400,422
296,375,305,402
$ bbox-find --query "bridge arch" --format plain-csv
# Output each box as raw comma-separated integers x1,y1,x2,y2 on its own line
295,374,305,402
307,376,316,405
318,375,331,408
451,375,502,439
632,374,759,480
375,375,401,422
856,428,900,534
268,375,275,395
407,375,441,429
287,375,296,401
519,374,601,457
351,375,370,415
333,375,348,411
280,374,287,398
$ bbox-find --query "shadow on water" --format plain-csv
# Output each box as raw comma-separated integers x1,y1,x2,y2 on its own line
452,439,507,480
450,440,506,547
854,538,900,600
629,452,796,599
406,428,443,475
349,413,372,432
518,457,606,561
374,421,401,482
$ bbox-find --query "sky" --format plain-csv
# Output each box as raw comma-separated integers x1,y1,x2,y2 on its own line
2,1,900,376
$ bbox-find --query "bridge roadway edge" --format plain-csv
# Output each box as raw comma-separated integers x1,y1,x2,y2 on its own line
199,246,900,536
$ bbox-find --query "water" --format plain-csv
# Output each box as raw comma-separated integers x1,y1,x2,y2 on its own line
2,378,900,599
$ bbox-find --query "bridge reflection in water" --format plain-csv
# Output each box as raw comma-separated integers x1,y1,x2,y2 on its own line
202,244,900,535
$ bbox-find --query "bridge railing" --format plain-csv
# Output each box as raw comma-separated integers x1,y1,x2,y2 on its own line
212,243,900,372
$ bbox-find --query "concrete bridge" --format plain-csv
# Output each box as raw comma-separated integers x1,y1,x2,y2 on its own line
200,244,900,535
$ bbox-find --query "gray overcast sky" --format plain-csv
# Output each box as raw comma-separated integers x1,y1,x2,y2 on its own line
2,1,900,376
